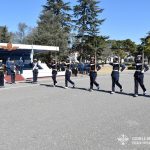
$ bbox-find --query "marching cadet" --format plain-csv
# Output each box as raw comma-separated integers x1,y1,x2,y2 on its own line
50,60,58,87
10,60,16,84
110,56,125,94
32,59,39,83
89,57,101,91
0,60,5,87
65,63,75,89
134,55,149,97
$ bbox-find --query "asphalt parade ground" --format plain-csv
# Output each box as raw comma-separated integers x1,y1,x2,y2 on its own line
0,70,150,150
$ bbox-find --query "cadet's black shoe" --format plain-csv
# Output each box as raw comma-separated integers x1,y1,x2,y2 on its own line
97,85,100,90
65,86,68,89
111,91,115,94
72,84,75,88
32,81,37,84
143,91,147,95
134,94,138,97
120,88,123,92
89,89,93,92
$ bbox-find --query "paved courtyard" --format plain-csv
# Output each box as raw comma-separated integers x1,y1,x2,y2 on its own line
0,70,150,150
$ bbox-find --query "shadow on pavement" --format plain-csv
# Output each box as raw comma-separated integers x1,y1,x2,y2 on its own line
115,91,133,97
72,87,88,91
116,91,150,98
18,80,33,84
40,84,53,87
40,84,65,89
98,89,111,94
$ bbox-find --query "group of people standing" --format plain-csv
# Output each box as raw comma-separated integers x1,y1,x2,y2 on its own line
0,57,24,86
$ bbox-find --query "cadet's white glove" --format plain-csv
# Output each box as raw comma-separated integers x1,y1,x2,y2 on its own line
141,70,144,73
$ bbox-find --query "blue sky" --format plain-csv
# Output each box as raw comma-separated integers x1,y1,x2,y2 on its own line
0,0,149,44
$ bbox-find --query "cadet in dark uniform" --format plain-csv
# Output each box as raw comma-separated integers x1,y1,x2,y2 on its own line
65,63,75,89
0,60,5,87
17,57,24,74
51,60,58,87
6,57,11,75
89,57,101,91
110,56,126,94
10,60,16,84
71,61,78,77
134,55,149,97
32,59,39,83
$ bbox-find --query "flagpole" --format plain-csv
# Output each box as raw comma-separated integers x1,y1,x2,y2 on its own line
30,44,34,63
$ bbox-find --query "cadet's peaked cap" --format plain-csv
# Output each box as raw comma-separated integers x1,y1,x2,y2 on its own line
114,55,118,58
137,55,142,57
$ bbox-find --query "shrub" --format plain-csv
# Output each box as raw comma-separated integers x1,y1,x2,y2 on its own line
128,66,135,70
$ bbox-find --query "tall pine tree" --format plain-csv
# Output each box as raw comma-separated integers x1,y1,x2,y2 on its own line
43,0,72,32
74,0,104,37
73,0,105,60
28,0,72,60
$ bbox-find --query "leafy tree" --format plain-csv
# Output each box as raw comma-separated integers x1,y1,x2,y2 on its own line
0,26,11,43
123,39,137,55
13,23,29,44
111,40,127,59
111,39,137,60
85,36,108,59
141,32,150,64
101,40,113,63
72,35,108,61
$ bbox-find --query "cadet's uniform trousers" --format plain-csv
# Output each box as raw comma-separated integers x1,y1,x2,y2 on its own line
111,71,122,92
134,71,146,95
52,70,57,86
10,70,15,83
33,69,38,82
0,71,4,86
90,71,99,89
65,70,74,87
